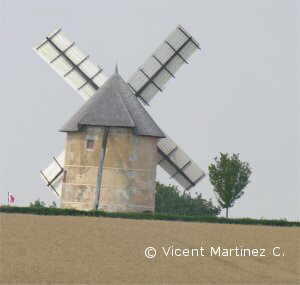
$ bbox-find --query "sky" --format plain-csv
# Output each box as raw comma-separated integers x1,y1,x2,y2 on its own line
0,0,298,220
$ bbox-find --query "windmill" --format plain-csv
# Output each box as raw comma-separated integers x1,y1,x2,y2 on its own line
35,25,205,212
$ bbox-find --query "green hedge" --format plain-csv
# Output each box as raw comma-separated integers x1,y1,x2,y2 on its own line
0,206,299,227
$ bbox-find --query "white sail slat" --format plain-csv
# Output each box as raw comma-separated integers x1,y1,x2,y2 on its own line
34,28,107,101
40,151,65,197
157,136,205,190
128,25,200,104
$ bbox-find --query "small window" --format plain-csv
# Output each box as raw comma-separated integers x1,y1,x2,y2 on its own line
86,139,94,149
85,136,95,150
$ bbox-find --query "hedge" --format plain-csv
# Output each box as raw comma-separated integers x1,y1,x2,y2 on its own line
0,206,299,227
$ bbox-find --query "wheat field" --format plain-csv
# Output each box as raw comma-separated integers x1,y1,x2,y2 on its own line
0,213,299,284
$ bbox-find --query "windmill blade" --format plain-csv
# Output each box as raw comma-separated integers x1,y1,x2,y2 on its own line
157,137,205,190
34,28,107,100
40,152,65,197
128,25,200,105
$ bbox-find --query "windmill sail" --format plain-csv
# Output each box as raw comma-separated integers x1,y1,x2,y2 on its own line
157,137,205,190
40,152,65,196
127,25,200,104
34,28,107,100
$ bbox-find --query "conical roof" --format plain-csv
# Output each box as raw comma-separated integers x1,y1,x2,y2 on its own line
60,73,165,138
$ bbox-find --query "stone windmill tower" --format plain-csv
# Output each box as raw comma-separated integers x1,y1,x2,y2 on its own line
60,69,164,212
36,26,205,212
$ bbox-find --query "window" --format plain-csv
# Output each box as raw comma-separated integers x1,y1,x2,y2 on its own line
86,139,94,149
85,135,95,150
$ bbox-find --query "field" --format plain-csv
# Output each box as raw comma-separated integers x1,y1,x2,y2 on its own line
0,213,299,284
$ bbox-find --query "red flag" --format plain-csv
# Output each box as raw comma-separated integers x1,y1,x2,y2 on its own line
8,193,15,205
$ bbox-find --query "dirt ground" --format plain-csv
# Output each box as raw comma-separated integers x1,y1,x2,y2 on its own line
0,213,299,285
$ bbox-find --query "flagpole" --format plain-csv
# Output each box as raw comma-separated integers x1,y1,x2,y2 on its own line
7,192,9,206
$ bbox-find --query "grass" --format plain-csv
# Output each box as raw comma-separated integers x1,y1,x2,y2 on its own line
0,206,299,227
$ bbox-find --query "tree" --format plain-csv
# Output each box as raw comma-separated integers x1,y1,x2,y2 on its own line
29,199,46,208
155,182,220,216
49,201,57,208
29,200,57,208
208,153,251,218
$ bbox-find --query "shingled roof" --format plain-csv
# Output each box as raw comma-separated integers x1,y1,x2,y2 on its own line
60,72,165,138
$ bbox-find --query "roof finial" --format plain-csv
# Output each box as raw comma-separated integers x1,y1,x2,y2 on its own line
115,63,119,74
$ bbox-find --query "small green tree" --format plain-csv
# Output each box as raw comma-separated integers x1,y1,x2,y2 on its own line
29,199,46,208
208,153,251,218
49,201,57,208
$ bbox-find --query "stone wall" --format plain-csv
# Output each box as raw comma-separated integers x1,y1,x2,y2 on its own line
61,126,158,212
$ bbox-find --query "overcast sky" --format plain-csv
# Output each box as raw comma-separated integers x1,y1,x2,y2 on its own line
0,0,298,220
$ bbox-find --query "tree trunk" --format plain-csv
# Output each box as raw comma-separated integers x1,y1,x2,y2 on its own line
226,207,229,218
